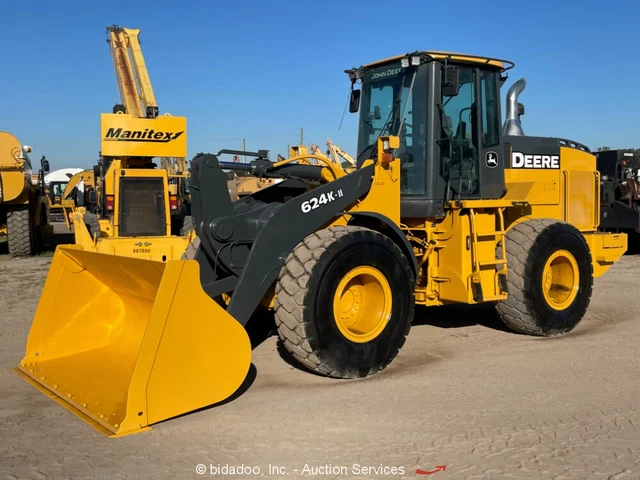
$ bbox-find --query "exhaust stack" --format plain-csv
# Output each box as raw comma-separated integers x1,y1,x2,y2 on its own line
503,78,526,136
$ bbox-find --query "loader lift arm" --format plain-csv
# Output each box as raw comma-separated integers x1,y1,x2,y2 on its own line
190,151,376,326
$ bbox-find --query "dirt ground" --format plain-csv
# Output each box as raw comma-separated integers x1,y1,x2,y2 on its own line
1,249,640,480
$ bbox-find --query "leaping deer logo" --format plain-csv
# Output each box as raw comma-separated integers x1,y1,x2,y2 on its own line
486,152,498,168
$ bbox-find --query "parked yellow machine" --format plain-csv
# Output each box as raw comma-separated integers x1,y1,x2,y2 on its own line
45,168,86,227
69,25,193,261
0,131,52,256
161,156,192,236
15,50,627,438
311,138,357,173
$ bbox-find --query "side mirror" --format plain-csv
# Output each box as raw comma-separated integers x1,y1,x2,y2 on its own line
517,102,525,117
42,158,50,173
442,67,460,97
93,164,101,179
349,88,361,113
374,105,381,120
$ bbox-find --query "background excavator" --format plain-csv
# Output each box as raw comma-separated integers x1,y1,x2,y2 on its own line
15,50,627,438
68,25,192,260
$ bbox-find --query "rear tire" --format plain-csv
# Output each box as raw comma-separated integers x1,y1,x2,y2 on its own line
7,207,33,257
495,219,593,336
274,226,415,379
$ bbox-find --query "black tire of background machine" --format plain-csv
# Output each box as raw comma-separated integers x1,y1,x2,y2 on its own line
495,218,593,337
35,208,47,253
180,236,200,260
180,236,226,309
180,215,194,237
83,212,101,238
7,207,33,257
274,225,415,379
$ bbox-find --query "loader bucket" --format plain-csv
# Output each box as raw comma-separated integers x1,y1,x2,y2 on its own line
13,245,251,438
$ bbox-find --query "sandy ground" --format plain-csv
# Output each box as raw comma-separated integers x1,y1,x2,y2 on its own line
1,248,640,480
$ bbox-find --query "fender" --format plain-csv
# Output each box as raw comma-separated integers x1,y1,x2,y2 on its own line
347,211,419,282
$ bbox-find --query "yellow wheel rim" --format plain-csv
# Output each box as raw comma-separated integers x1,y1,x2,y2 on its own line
332,266,393,343
541,249,580,310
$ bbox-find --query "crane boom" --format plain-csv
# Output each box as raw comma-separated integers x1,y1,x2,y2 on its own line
104,25,187,177
106,25,158,118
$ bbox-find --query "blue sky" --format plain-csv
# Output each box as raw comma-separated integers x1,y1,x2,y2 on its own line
1,0,637,170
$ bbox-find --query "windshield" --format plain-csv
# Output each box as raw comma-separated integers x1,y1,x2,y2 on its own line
50,182,67,196
356,62,428,194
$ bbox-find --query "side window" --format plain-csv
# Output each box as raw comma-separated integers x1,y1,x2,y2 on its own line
367,85,394,138
441,67,479,196
481,71,500,148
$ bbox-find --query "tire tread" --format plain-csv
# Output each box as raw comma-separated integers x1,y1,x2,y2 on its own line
495,218,593,336
274,225,414,378
7,207,33,257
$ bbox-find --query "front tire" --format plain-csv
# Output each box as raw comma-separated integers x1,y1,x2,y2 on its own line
274,226,415,379
495,219,593,336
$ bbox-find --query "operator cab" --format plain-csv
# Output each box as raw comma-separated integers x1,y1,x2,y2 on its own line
347,51,512,219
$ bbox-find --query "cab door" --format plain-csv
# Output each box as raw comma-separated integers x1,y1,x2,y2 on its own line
439,65,505,200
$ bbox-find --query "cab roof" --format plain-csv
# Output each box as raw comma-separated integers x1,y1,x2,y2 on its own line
363,50,514,71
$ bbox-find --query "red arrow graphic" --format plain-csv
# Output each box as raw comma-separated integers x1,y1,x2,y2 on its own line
416,465,446,475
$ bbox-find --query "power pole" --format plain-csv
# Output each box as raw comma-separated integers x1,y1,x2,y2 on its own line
300,127,303,146
242,138,246,163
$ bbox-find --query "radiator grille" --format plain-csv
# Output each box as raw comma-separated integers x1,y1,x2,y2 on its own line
118,177,166,236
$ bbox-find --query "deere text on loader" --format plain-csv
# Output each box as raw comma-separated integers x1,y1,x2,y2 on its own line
15,51,626,437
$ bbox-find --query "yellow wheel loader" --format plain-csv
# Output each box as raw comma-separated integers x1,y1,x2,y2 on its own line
15,51,627,437
1,132,52,256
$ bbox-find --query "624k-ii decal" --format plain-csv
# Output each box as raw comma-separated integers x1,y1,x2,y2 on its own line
301,189,344,214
